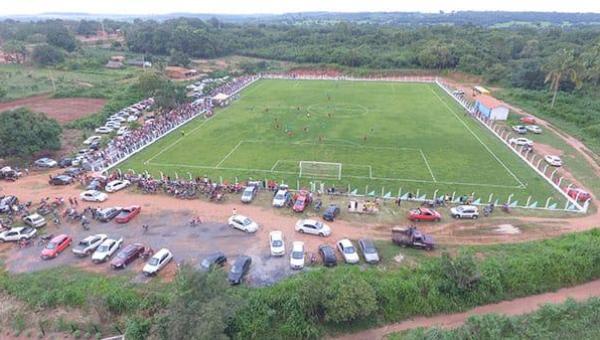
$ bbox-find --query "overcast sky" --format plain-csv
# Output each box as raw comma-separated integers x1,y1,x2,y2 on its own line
1,0,599,15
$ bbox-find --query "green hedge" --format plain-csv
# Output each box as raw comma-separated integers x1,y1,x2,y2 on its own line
229,229,600,339
392,297,600,339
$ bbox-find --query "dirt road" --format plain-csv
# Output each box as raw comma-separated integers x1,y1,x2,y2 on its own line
337,279,600,340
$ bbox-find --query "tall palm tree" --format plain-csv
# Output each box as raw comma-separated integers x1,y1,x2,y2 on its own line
543,48,580,108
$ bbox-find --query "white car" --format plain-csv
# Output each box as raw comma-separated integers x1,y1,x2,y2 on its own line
34,158,57,168
95,126,113,134
295,219,331,237
117,127,130,136
110,116,126,123
92,237,123,263
105,179,131,193
272,189,290,207
127,115,139,122
290,241,305,270
143,248,173,276
0,226,37,242
337,239,360,264
228,214,259,233
83,135,102,145
512,125,528,134
80,190,108,202
269,231,285,256
72,234,107,257
450,205,480,219
526,125,542,134
23,213,47,228
545,155,563,167
509,137,534,147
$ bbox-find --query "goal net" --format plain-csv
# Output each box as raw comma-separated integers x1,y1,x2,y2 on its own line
299,161,342,180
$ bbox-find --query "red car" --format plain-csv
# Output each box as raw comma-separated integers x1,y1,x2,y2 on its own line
567,188,592,202
41,234,72,260
292,191,312,213
115,206,141,224
111,243,145,269
520,116,536,124
408,208,441,222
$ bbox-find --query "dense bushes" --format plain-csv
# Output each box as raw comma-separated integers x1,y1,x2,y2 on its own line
0,108,62,157
393,298,600,339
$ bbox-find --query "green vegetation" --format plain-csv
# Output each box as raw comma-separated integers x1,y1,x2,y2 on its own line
121,79,562,204
391,298,600,340
31,44,65,66
0,108,62,157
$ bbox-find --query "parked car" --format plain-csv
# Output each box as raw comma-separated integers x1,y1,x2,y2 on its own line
0,226,36,243
34,158,57,168
322,204,340,222
269,231,285,256
295,219,331,237
199,251,227,271
63,167,85,177
92,237,123,263
80,190,108,202
545,155,563,167
318,244,337,267
336,239,360,264
23,213,47,228
49,175,74,186
240,186,258,203
509,137,534,147
58,157,73,168
95,126,113,134
292,191,312,212
72,234,107,257
408,208,441,222
290,241,305,270
526,125,542,134
83,135,102,145
143,248,173,276
115,206,141,223
97,207,121,222
567,188,592,202
272,187,291,207
228,255,252,285
450,205,480,219
358,239,380,264
41,234,72,259
520,116,536,124
512,125,528,134
105,179,131,193
392,226,435,250
0,195,18,213
228,214,259,233
111,243,145,269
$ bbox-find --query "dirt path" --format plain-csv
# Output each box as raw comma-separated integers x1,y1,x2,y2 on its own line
0,94,106,124
337,279,600,340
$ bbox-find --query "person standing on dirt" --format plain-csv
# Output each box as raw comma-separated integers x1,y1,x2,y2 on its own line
232,207,237,215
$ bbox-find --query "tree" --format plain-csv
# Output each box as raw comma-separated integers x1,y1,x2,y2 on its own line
439,251,481,296
151,265,239,339
168,49,191,68
543,48,581,108
581,42,600,86
45,21,77,52
323,272,378,323
0,86,6,100
0,108,62,158
2,40,27,63
31,44,65,66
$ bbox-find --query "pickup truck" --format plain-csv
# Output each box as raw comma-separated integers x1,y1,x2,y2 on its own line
392,226,434,250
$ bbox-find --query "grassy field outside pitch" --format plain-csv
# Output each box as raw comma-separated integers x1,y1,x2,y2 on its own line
120,79,564,205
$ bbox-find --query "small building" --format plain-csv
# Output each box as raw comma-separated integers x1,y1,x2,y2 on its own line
211,93,230,106
110,55,125,62
472,86,490,96
126,60,152,68
165,66,198,79
105,60,124,69
475,95,509,121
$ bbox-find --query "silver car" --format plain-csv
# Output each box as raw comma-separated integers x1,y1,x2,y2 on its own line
358,239,380,264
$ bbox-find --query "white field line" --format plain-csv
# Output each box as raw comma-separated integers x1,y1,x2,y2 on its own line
270,160,281,171
428,86,526,188
419,149,437,182
147,161,522,189
215,141,243,168
243,139,421,152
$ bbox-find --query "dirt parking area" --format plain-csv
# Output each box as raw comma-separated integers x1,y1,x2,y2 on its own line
0,95,106,124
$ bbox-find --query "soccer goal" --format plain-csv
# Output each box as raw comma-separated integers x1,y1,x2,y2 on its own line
299,161,342,180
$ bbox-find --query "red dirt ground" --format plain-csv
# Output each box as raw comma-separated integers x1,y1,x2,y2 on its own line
0,95,106,124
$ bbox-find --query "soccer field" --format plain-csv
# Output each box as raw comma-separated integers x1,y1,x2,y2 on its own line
120,79,563,204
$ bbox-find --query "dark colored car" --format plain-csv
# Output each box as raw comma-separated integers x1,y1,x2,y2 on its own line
97,208,121,222
86,179,104,191
322,204,340,222
111,243,145,269
228,256,252,285
0,195,18,213
200,251,227,271
89,141,101,150
63,167,85,177
318,244,337,267
115,206,141,224
48,175,73,186
58,157,73,168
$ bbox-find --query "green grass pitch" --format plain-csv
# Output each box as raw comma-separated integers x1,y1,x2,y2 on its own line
119,79,563,205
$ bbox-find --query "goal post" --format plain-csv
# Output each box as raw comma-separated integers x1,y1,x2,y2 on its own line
299,161,342,180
